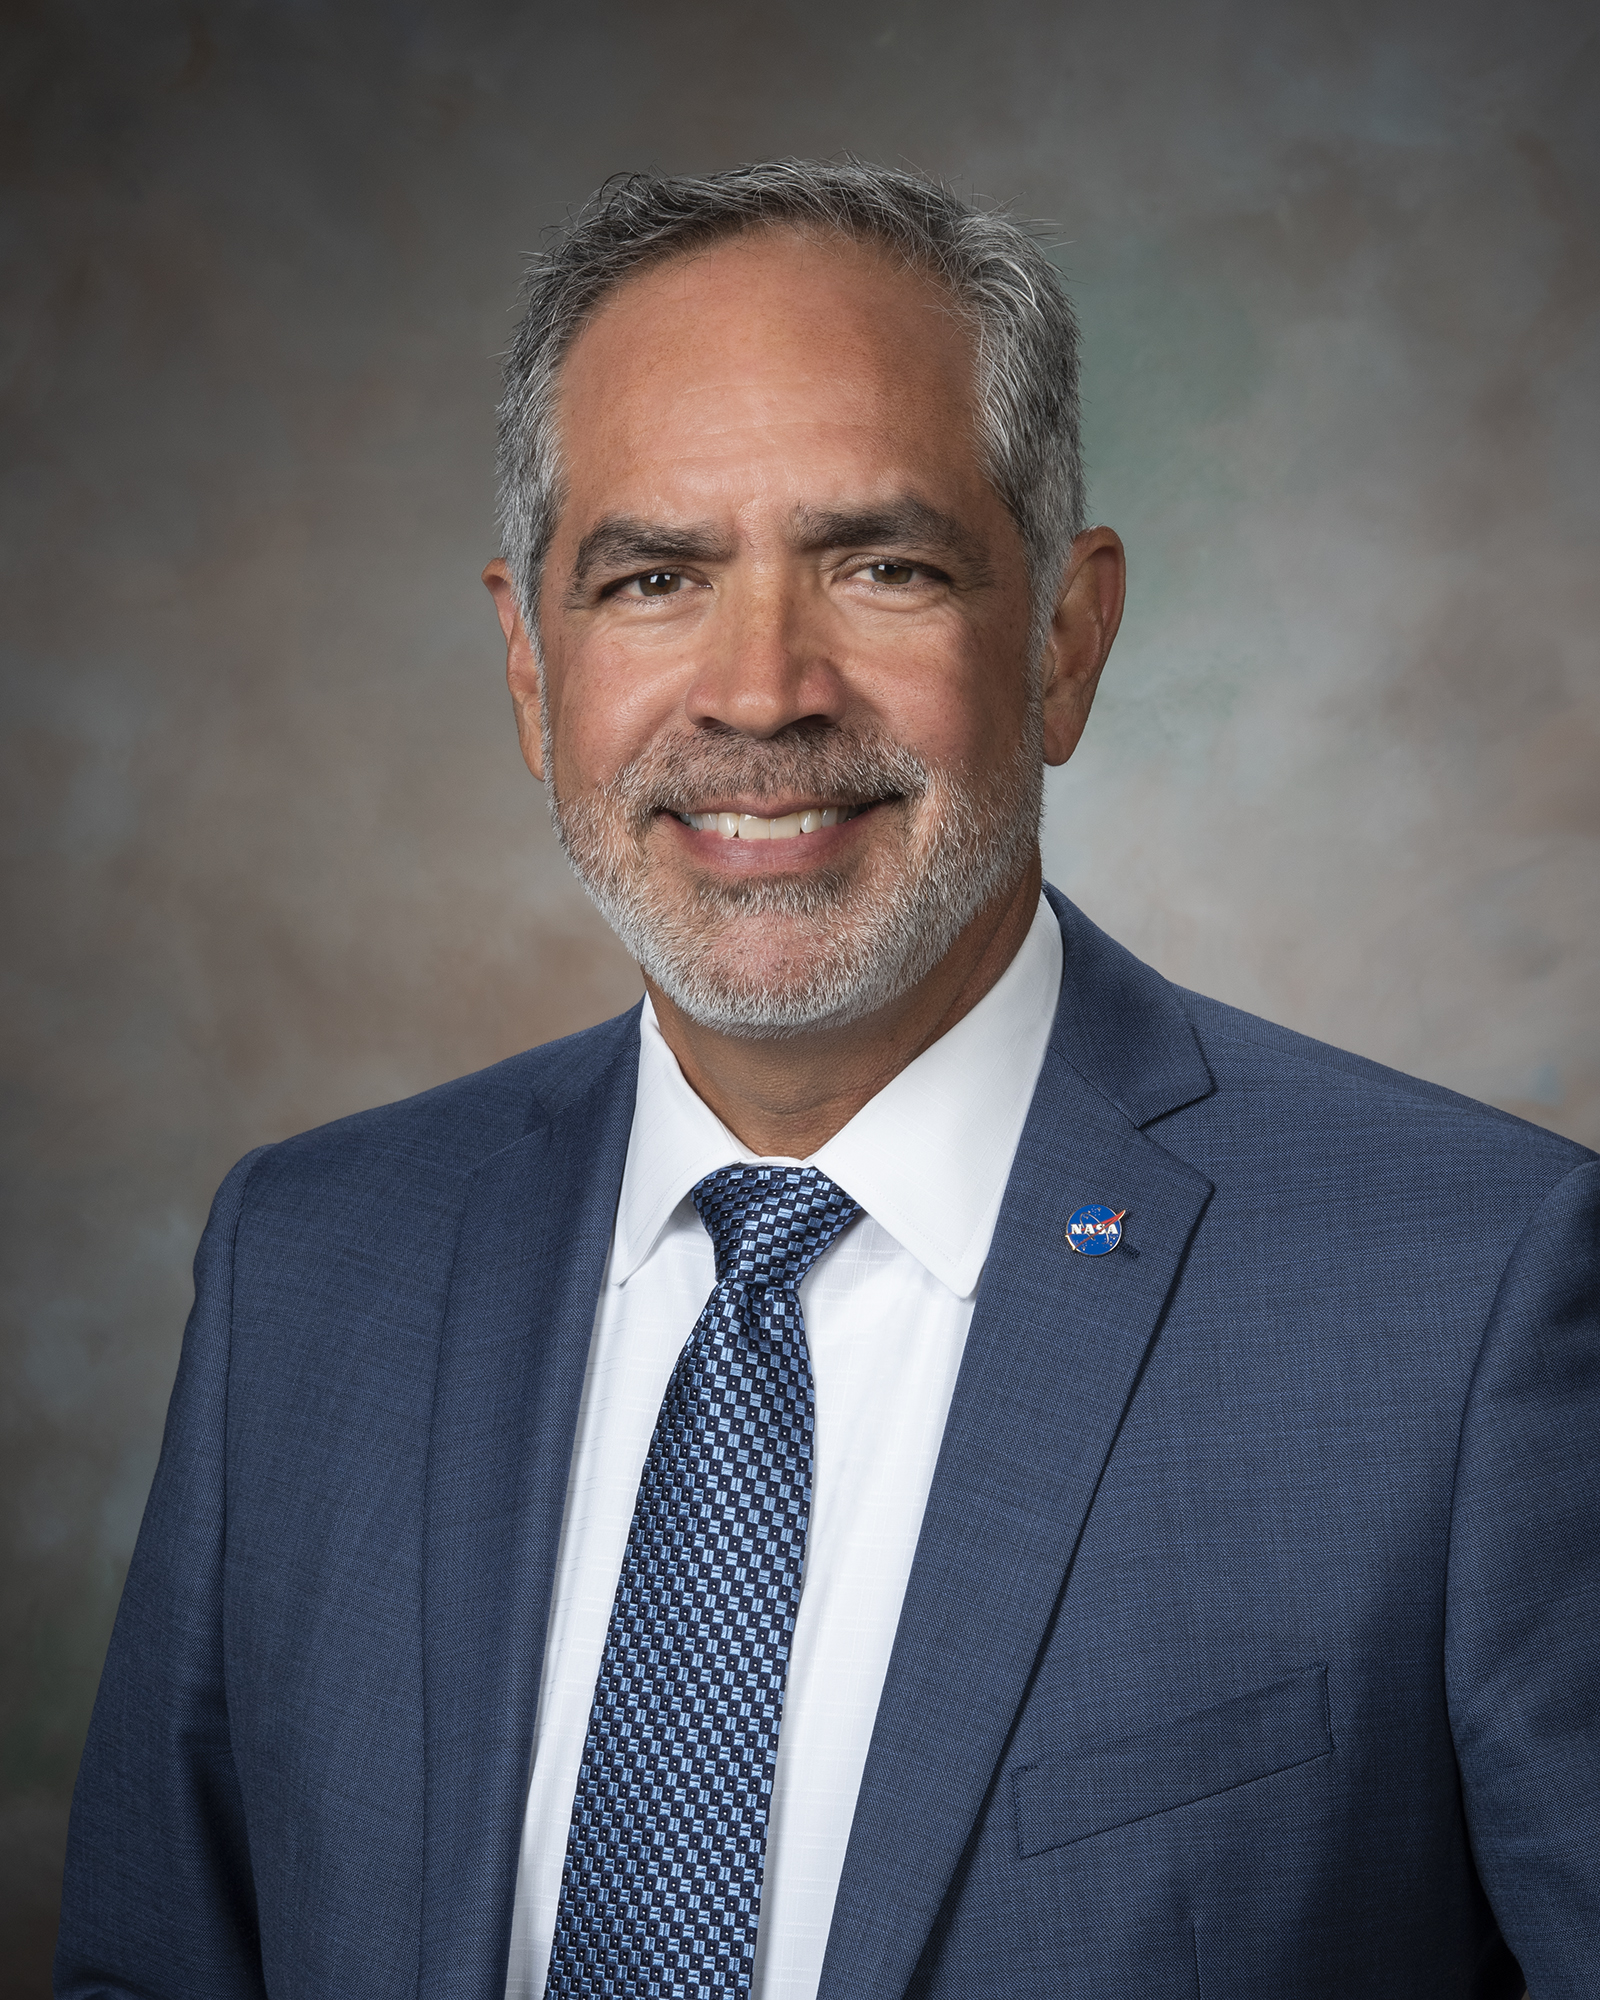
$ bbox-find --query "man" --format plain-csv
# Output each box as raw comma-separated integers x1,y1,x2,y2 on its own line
57,162,1598,2000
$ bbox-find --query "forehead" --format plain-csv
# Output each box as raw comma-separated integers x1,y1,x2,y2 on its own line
550,228,986,519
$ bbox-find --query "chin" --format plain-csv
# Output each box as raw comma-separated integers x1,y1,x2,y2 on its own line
636,897,959,1040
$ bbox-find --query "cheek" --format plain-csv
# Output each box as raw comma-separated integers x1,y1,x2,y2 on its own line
543,640,685,790
856,643,1031,771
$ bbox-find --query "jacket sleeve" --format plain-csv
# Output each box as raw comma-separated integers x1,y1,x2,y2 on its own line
1446,1156,1600,1999
55,1149,274,2000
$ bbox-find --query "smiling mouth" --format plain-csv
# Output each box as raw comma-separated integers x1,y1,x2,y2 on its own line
672,802,877,841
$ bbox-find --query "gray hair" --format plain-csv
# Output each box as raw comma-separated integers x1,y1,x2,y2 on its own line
496,159,1085,632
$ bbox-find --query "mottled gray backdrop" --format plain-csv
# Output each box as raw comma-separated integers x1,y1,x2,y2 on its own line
4,0,1596,1986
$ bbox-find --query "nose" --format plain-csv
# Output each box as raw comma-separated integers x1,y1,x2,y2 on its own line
682,568,846,739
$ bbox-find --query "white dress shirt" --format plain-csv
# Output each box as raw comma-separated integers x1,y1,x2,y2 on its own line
503,893,1063,2000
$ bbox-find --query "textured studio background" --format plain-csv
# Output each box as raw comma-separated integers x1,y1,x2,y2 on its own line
3,0,1598,1985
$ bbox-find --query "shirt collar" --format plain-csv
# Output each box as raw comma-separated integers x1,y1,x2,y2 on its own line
611,892,1063,1298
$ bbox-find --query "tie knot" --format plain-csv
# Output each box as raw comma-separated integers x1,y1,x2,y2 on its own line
691,1163,861,1291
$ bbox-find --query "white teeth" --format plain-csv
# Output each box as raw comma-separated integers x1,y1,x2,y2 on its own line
683,805,851,839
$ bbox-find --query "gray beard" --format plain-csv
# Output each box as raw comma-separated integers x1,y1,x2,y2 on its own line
547,718,1043,1039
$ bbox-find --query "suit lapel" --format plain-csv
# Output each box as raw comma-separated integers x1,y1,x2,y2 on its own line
819,896,1215,2000
419,1021,640,1999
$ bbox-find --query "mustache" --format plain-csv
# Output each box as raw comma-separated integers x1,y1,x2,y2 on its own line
594,723,935,829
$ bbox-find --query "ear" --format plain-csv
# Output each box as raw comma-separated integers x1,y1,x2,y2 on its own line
1039,527,1126,767
483,557,546,781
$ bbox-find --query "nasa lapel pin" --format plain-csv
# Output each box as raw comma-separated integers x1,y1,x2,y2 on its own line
1066,1203,1126,1256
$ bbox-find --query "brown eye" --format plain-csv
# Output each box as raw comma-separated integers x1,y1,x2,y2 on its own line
868,562,918,586
637,570,682,596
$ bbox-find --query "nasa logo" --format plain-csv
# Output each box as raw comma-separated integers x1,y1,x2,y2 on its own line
1065,1203,1126,1256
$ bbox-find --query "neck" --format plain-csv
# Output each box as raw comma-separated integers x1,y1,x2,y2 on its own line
645,855,1044,1159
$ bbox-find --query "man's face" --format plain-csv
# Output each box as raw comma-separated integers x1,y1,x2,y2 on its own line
505,228,1086,1036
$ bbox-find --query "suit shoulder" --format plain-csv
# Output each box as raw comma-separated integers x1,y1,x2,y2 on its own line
1173,983,1593,1176
238,1005,642,1198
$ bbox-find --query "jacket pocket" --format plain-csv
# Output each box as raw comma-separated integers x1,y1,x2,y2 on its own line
1013,1663,1332,1857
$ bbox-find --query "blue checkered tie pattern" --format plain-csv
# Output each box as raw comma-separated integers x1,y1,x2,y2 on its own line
544,1163,861,1999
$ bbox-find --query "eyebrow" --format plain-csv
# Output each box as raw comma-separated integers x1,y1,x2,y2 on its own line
570,517,736,594
790,498,992,579
566,494,993,597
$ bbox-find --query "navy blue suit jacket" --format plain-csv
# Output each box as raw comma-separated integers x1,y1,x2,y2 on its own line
58,891,1600,1998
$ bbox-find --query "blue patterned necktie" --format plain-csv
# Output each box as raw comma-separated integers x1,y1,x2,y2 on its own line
545,1163,861,1999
